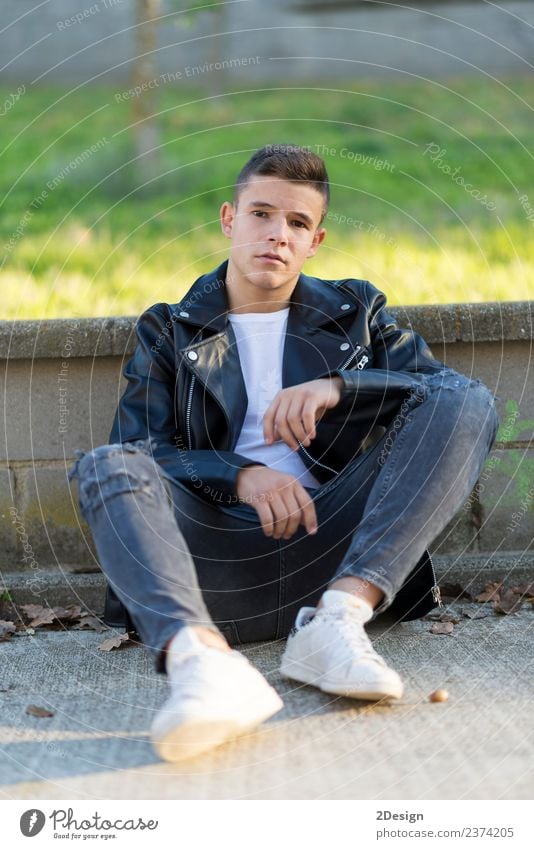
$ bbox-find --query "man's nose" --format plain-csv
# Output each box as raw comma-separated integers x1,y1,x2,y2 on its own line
268,217,289,243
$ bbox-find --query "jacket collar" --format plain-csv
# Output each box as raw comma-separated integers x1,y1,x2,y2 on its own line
175,259,359,332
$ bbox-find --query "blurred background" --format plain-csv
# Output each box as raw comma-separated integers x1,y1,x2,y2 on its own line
1,0,533,318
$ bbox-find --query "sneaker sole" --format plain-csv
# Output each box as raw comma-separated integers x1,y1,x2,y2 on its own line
280,659,403,701
152,694,284,763
152,717,257,763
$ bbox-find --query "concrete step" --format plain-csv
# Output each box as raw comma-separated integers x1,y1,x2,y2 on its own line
1,551,533,612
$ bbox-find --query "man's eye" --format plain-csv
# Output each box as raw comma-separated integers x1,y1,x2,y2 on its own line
252,210,266,217
292,220,307,228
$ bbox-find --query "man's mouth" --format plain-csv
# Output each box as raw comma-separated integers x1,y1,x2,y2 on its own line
257,253,286,264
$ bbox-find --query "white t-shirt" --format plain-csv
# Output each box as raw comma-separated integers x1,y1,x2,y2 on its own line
228,308,321,489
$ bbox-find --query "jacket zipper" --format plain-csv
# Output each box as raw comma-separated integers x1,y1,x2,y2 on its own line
428,551,443,607
339,345,369,371
297,345,368,474
297,439,338,475
339,346,361,370
185,374,196,451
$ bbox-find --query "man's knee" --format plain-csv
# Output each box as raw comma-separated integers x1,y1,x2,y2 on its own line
67,440,168,513
424,373,499,451
449,378,498,434
69,440,157,479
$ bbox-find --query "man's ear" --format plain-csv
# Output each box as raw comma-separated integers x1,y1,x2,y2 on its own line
306,227,327,258
220,201,236,238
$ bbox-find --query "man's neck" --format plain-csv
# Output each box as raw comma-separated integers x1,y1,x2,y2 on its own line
225,257,299,314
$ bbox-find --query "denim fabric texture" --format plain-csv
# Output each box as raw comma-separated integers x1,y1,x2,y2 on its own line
68,368,498,674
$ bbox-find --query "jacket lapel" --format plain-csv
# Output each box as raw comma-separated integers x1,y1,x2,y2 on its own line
175,260,363,443
179,324,248,449
282,271,361,387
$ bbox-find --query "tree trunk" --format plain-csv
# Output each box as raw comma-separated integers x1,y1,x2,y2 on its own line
132,0,161,188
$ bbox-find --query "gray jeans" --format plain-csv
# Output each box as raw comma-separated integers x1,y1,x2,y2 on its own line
68,368,498,673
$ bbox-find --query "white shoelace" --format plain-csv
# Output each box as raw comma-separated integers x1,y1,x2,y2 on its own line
167,647,244,694
313,607,388,666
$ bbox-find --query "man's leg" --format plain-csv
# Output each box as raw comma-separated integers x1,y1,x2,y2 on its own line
68,442,229,665
68,440,283,761
280,369,498,699
324,369,498,612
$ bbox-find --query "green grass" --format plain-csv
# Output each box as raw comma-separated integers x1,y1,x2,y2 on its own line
1,75,533,319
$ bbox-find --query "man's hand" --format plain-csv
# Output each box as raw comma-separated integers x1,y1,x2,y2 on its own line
236,465,318,540
263,377,343,450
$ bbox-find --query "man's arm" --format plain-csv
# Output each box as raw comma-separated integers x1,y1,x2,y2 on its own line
311,281,445,428
368,281,444,372
109,305,262,505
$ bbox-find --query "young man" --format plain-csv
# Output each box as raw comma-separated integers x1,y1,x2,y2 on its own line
69,144,498,763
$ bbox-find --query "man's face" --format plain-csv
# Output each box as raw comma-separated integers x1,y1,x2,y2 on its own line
220,175,327,292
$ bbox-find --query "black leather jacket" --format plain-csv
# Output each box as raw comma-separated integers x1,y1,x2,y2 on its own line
109,259,445,620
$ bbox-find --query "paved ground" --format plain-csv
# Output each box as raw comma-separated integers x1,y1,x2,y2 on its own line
1,597,533,800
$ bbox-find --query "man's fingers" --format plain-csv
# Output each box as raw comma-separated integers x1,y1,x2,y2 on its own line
295,485,318,534
254,499,275,537
270,494,290,539
279,488,302,539
263,397,287,445
264,390,322,450
286,399,310,446
242,470,317,540
301,398,318,443
263,397,278,444
273,399,299,450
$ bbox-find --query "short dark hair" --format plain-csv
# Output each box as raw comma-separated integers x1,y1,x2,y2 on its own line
234,143,330,224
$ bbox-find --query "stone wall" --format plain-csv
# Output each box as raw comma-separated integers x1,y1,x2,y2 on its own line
0,301,532,576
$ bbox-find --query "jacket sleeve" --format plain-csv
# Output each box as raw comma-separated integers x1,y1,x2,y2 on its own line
333,281,446,399
108,305,263,505
367,283,445,373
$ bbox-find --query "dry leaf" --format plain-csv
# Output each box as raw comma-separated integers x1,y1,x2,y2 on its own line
511,582,534,596
53,605,83,621
98,632,132,651
23,604,47,618
21,603,85,628
430,621,454,635
21,604,49,619
493,589,524,615
26,704,55,718
74,615,107,633
28,609,57,628
425,612,461,624
0,620,16,641
463,607,492,619
475,582,503,603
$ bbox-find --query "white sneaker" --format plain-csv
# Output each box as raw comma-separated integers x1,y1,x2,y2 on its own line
151,626,284,762
280,590,403,700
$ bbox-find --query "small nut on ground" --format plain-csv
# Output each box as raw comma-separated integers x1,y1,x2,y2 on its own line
429,689,449,703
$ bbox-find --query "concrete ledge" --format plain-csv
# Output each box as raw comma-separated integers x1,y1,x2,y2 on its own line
2,552,533,613
0,569,106,613
0,316,135,361
0,301,532,360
